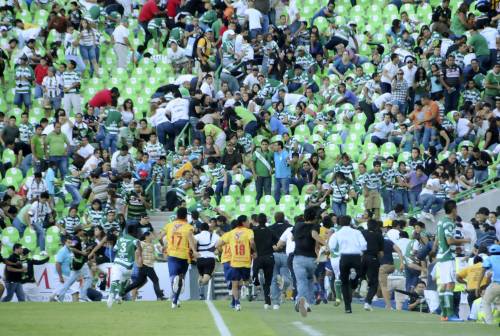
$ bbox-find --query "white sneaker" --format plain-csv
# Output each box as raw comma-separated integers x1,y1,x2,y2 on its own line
171,302,178,309
364,303,373,311
172,275,180,294
107,294,114,308
49,294,58,302
79,298,91,302
116,296,123,304
273,304,280,310
264,304,270,310
39,251,48,257
298,297,307,317
235,304,241,311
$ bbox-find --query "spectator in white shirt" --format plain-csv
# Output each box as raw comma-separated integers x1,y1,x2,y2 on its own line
246,2,263,39
371,113,395,147
166,40,190,74
76,136,95,160
381,53,400,93
451,111,474,149
154,94,190,151
418,171,442,218
200,73,215,98
112,19,132,69
243,66,260,89
328,215,367,313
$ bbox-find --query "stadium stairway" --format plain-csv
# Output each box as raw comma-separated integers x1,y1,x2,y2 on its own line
212,264,228,300
148,211,174,232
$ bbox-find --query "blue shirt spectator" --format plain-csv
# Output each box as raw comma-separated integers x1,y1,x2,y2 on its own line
274,149,291,178
55,244,73,277
270,116,288,136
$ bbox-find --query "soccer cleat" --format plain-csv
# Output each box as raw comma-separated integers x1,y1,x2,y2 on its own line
345,309,352,314
107,294,114,308
334,299,341,307
447,316,464,322
364,303,373,311
273,304,280,310
172,275,180,294
264,304,270,310
235,304,241,311
171,302,178,309
440,316,448,321
298,297,307,317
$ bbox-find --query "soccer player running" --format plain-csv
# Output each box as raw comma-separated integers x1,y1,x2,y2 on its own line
194,222,220,300
435,200,470,321
164,207,199,308
217,215,256,311
107,225,143,308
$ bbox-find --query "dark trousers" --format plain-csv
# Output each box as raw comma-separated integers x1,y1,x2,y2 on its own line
123,265,164,299
359,100,375,131
255,176,272,203
467,290,478,309
287,253,297,299
444,87,460,112
339,254,362,311
166,190,181,211
252,255,275,305
360,254,380,305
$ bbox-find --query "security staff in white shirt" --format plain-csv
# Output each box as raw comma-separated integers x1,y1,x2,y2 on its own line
194,222,220,300
328,215,367,313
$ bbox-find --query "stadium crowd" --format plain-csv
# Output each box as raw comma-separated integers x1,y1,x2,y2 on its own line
0,0,499,325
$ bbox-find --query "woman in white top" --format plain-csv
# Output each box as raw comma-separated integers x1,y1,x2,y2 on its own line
200,74,215,98
79,19,100,77
194,222,220,299
120,99,136,126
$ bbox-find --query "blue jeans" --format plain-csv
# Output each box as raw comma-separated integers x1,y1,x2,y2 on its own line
271,252,291,305
474,169,488,184
261,14,270,34
422,127,436,150
104,133,118,154
34,84,43,99
14,92,32,109
56,264,92,300
405,267,420,292
256,176,272,203
419,193,444,214
332,202,347,216
49,155,68,178
214,175,232,204
20,153,41,176
13,217,45,251
274,177,290,203
292,255,316,305
409,189,420,210
250,28,262,40
80,45,97,61
65,184,82,208
393,189,409,212
381,189,394,214
2,281,25,302
444,88,460,112
156,119,188,151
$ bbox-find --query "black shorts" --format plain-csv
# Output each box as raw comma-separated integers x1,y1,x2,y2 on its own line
196,257,215,276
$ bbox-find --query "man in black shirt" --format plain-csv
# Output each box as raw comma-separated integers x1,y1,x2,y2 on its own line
268,212,292,309
2,243,26,302
252,213,276,308
468,146,492,183
360,220,384,311
292,207,323,317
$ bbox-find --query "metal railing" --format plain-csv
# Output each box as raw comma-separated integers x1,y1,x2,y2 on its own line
453,177,499,203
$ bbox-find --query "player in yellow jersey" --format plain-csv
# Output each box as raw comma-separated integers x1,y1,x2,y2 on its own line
217,215,256,311
163,207,199,308
219,224,234,295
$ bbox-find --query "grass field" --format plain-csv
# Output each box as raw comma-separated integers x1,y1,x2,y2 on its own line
0,300,495,336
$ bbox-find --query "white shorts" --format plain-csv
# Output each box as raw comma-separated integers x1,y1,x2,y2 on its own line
436,260,456,285
110,263,132,283
330,257,340,278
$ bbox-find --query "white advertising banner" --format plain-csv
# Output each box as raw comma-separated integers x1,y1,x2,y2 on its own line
0,262,192,302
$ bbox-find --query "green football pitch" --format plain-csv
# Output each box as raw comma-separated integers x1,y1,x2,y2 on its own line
0,301,494,336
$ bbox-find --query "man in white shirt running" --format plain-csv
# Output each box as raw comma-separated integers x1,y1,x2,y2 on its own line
328,215,367,313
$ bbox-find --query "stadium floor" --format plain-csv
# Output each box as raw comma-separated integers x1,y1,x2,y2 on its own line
0,300,494,336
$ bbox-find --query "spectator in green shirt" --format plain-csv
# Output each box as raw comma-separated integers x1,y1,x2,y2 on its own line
467,27,490,70
484,63,500,106
252,138,274,203
45,122,70,178
20,124,44,176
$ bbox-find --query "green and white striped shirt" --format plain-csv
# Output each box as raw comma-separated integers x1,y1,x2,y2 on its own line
382,168,397,190
364,170,383,190
58,215,81,235
207,163,225,183
330,182,352,203
62,70,80,93
15,65,33,93
143,141,166,163
18,122,34,143
86,208,105,227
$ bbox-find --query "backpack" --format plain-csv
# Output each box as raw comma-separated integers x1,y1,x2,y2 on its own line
475,0,491,13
